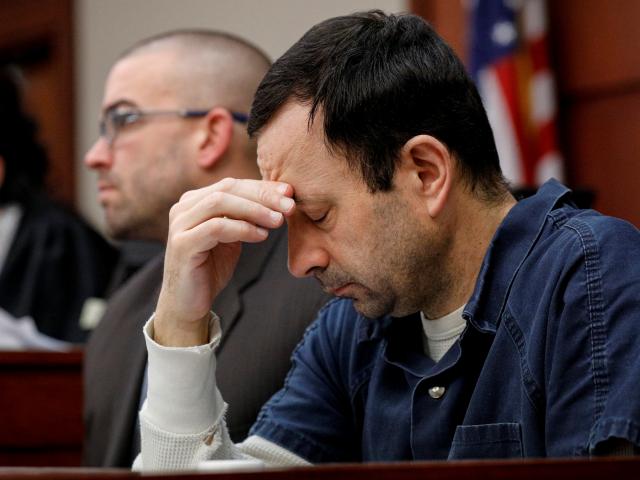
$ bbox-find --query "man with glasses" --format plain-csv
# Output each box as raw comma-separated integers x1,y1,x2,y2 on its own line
82,30,328,467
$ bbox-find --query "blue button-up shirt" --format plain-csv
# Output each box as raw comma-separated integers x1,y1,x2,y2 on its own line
250,180,640,462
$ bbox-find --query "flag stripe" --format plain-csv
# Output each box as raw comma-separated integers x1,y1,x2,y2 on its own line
469,0,564,187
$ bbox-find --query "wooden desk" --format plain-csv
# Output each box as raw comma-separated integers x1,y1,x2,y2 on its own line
0,350,83,466
0,349,637,479
0,457,639,480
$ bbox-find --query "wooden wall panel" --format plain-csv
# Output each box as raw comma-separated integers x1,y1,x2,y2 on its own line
549,0,640,95
411,0,468,62
562,91,640,226
549,1,640,225
0,0,75,207
413,0,640,226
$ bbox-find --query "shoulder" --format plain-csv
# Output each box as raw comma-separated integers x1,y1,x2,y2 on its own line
525,207,640,273
549,207,639,248
507,208,640,328
21,196,116,255
101,253,165,315
554,209,640,283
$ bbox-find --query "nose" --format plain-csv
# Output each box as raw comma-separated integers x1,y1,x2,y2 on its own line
287,216,330,278
84,137,112,170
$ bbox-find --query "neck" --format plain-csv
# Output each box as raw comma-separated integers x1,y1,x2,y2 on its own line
423,189,516,318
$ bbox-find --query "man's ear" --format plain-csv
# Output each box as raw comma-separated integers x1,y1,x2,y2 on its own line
196,107,234,169
397,134,453,218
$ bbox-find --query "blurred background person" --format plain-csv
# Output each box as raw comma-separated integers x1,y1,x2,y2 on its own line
82,30,329,467
0,66,117,343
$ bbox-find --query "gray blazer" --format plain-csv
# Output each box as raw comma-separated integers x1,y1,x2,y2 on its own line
82,227,329,467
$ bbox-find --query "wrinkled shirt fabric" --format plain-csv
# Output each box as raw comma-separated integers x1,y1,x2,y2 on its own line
250,179,640,462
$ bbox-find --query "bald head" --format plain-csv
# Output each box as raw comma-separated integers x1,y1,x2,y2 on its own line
85,31,271,242
119,30,271,114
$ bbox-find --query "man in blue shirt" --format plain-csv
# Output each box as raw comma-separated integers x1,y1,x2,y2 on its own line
137,11,640,469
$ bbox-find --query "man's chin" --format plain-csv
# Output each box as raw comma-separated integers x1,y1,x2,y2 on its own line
350,297,393,320
104,220,133,242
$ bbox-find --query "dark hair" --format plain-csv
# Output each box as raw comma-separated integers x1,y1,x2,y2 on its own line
248,10,506,198
0,67,49,205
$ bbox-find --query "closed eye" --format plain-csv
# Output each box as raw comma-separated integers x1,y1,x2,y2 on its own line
309,211,328,224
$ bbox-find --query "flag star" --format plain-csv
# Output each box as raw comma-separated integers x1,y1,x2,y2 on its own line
491,20,517,47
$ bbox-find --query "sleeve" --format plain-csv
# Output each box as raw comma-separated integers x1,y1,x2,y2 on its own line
137,313,308,471
545,216,640,455
249,299,363,463
583,218,640,453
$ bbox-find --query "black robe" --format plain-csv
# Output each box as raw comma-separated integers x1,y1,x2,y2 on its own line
0,195,118,342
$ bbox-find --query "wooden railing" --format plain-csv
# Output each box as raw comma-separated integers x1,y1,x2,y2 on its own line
1,457,640,480
1,350,639,480
0,350,83,466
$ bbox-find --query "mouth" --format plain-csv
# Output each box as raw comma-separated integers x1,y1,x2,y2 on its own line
96,182,118,203
327,283,355,297
97,180,115,191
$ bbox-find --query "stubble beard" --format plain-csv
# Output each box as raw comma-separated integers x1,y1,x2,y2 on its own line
106,146,186,242
314,195,454,320
104,206,144,241
357,196,454,320
103,190,168,242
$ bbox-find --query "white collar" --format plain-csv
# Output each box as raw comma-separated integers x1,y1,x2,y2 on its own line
420,304,466,340
0,203,23,273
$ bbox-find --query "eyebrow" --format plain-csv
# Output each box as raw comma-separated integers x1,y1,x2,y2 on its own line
103,99,138,114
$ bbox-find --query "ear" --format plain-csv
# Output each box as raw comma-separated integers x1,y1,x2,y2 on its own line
396,135,453,218
195,107,234,169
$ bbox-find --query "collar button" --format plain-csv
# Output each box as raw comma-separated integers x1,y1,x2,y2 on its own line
428,386,446,399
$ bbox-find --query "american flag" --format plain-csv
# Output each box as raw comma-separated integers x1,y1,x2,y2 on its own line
469,0,563,187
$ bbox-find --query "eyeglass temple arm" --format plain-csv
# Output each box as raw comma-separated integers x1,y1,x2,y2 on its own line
183,109,248,124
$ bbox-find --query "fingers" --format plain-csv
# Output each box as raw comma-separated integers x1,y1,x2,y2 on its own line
156,178,290,344
175,191,282,234
175,178,294,218
172,217,270,256
169,178,295,238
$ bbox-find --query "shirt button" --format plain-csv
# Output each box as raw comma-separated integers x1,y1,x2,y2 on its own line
428,386,446,399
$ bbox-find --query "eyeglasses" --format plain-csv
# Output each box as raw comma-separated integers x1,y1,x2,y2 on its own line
98,108,249,146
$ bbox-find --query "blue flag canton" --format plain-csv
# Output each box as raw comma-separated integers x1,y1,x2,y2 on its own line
470,0,522,80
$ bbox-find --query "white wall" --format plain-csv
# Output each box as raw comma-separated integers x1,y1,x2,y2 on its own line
74,0,407,231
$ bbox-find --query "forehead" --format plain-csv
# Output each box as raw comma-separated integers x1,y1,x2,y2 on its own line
256,101,352,193
104,50,180,107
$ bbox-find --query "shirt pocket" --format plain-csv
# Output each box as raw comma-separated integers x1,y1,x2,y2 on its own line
448,422,524,459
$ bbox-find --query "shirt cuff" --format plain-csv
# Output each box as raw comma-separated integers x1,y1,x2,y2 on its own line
142,312,224,434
